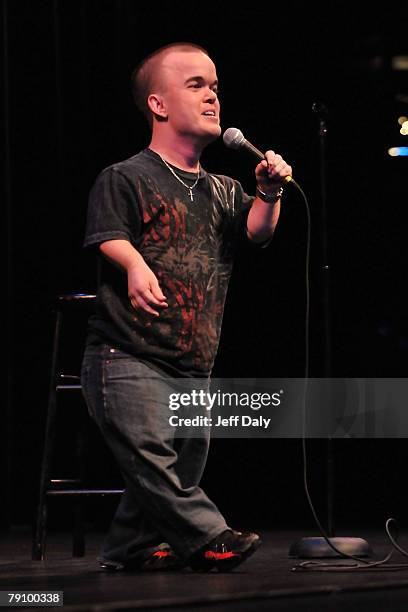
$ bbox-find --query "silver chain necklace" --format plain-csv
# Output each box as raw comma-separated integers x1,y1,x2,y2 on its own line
157,154,200,202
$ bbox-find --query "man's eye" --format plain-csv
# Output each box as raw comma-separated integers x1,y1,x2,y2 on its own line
188,83,219,94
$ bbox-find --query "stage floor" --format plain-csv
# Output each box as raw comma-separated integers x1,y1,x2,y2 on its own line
2,528,408,611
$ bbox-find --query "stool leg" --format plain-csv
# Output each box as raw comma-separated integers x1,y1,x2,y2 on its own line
72,410,86,557
32,308,62,560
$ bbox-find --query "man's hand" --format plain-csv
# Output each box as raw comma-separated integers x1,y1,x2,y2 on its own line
127,260,168,317
255,150,292,194
99,239,168,317
247,151,292,242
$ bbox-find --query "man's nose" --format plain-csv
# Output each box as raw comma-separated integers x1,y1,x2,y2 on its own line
204,88,217,103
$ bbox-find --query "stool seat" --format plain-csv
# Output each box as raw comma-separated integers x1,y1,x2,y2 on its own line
57,292,97,302
32,292,124,561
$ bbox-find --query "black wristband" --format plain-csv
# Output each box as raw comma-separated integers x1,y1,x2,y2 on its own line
256,186,284,203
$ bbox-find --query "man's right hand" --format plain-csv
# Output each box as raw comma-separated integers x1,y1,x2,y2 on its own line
127,261,168,316
99,239,168,317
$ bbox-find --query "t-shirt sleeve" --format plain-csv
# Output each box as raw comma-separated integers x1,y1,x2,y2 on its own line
84,166,142,248
232,178,254,219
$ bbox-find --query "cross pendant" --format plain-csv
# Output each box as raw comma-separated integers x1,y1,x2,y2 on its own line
188,188,194,202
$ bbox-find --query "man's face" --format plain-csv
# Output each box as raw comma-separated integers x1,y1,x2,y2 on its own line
155,50,221,143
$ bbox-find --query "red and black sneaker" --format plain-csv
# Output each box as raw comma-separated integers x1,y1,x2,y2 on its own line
189,529,261,572
99,543,184,572
139,545,184,571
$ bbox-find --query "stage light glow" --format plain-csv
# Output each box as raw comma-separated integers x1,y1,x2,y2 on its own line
400,121,408,135
388,147,408,156
398,116,407,126
392,56,408,70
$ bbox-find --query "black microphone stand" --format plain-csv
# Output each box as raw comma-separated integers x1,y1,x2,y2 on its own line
289,103,371,559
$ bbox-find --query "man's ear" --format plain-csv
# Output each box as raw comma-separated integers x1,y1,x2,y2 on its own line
147,94,168,121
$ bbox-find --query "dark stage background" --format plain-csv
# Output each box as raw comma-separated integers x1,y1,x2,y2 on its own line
3,1,408,536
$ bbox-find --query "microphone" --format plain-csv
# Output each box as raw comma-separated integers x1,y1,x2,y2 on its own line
223,127,292,184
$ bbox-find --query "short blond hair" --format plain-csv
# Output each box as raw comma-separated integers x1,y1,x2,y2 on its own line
131,42,209,127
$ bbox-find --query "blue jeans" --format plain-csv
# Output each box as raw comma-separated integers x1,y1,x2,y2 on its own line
80,344,228,565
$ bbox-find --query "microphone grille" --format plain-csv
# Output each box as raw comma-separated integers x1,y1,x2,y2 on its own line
223,127,245,150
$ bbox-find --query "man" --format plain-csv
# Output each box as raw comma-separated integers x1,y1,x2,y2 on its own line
81,42,292,573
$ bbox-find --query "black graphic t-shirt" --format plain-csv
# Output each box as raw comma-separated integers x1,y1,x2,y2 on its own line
84,148,255,377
